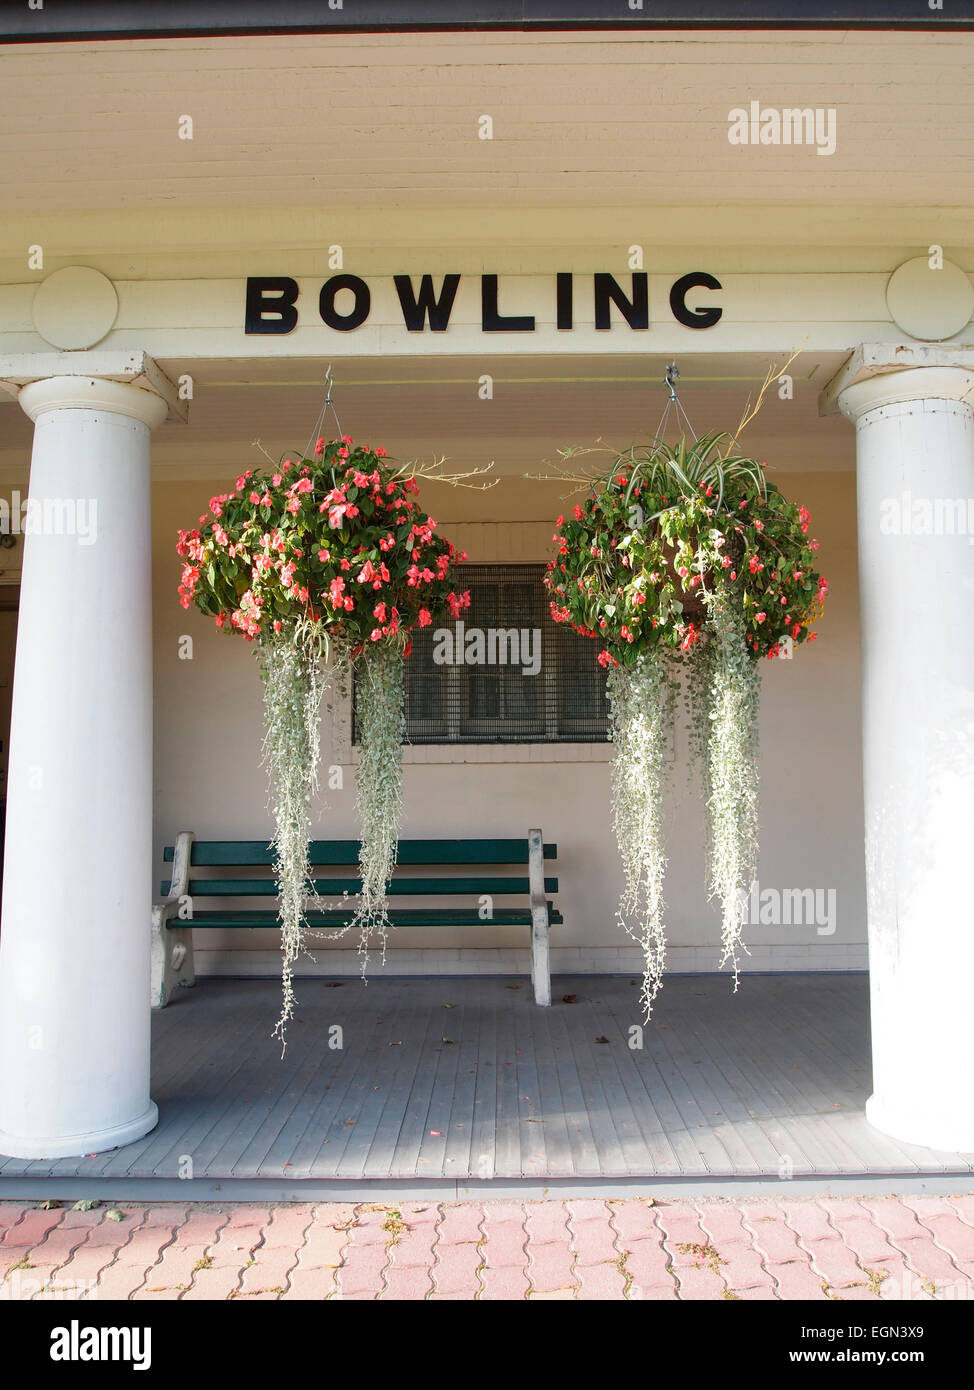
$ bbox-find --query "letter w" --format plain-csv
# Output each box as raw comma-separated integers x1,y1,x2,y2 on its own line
394,275,461,331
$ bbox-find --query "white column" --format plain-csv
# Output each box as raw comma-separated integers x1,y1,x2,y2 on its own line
837,365,974,1152
0,375,167,1158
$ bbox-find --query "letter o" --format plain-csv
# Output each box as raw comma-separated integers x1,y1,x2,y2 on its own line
319,274,371,331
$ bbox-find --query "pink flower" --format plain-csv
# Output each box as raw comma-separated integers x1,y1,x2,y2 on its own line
418,608,432,627
755,611,767,623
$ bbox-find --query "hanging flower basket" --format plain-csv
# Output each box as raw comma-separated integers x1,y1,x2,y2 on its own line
544,431,828,1017
177,436,469,1041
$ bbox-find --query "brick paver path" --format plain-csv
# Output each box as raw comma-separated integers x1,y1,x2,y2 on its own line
2,1194,973,1301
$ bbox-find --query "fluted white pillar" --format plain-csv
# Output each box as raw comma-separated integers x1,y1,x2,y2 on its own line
838,364,974,1152
0,375,167,1158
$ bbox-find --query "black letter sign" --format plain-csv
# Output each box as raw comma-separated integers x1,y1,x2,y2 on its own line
319,275,371,331
394,275,461,332
481,275,535,332
594,273,649,331
245,277,298,334
670,272,723,329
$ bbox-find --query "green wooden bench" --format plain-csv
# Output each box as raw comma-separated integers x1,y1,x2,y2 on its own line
151,830,561,1010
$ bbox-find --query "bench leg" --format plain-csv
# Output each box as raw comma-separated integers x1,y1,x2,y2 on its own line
150,908,196,1009
530,907,551,1007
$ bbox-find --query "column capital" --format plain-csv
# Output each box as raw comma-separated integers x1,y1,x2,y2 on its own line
819,342,974,420
0,350,186,425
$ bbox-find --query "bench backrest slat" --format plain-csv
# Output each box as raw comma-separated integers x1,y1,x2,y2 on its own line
161,874,560,898
164,838,557,867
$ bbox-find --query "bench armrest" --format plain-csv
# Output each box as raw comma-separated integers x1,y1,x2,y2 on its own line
153,829,194,913
528,828,551,1006
151,830,196,1008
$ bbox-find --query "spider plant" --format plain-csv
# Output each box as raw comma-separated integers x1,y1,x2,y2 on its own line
613,432,768,519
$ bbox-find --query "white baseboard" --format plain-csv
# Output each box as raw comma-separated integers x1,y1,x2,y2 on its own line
195,942,868,978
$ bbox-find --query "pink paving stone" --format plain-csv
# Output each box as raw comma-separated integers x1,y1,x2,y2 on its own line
767,1260,831,1300
779,1200,836,1244
0,1207,28,1234
400,1203,440,1225
478,1265,531,1301
718,1246,775,1292
380,1265,434,1300
523,1201,571,1244
430,1242,483,1296
293,1222,349,1271
135,1212,229,1294
335,1244,389,1297
734,1286,779,1301
307,1203,357,1230
821,1214,899,1264
480,1219,527,1268
575,1261,628,1300
894,1235,971,1285
388,1226,438,1270
909,1213,974,1263
606,1200,659,1243
346,1209,394,1246
628,1281,679,1301
238,1249,300,1295
619,1238,676,1293
57,1215,143,1283
1,1209,63,1247
281,1266,339,1300
566,1197,612,1224
858,1197,925,1243
900,1195,957,1219
437,1204,484,1244
804,1237,870,1290
182,1266,243,1301
655,1202,712,1247
527,1241,577,1294
481,1201,525,1225
569,1218,618,1267
741,1215,805,1265
256,1205,314,1253
948,1195,974,1227
528,1288,576,1300
670,1261,727,1301
82,1265,147,1300
696,1203,750,1245
24,1225,92,1272
839,1284,883,1301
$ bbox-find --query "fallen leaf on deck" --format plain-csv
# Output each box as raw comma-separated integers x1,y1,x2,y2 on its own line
562,994,577,1004
595,1036,610,1044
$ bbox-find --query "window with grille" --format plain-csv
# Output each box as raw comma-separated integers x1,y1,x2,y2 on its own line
353,563,609,744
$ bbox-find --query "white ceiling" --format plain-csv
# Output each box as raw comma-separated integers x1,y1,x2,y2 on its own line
0,351,856,480
0,29,971,214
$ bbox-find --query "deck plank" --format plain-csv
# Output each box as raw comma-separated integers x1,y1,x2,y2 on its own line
3,974,973,1183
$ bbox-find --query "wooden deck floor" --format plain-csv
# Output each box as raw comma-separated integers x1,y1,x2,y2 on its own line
2,974,973,1186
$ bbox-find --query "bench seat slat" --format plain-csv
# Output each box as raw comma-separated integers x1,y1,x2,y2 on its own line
164,838,557,866
161,875,559,897
168,905,563,928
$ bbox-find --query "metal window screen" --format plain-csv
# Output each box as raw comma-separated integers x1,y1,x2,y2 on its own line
352,563,609,744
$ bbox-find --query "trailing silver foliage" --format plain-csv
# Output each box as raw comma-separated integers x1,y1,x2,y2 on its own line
702,595,762,985
351,642,406,972
606,653,678,1020
258,626,332,1048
